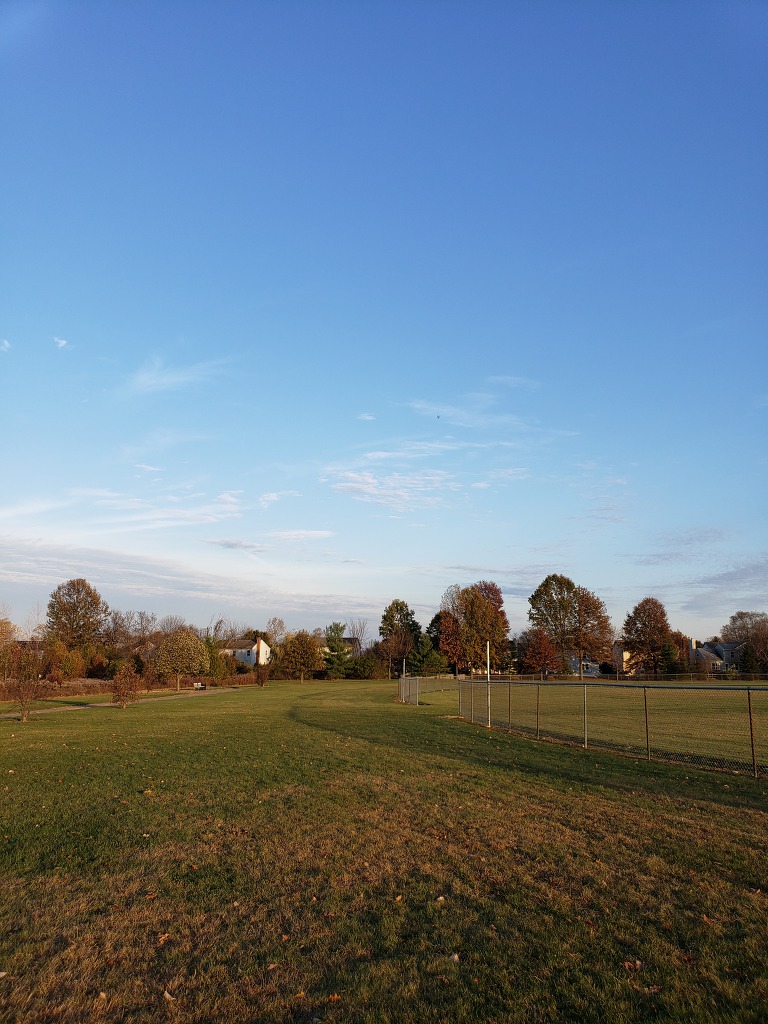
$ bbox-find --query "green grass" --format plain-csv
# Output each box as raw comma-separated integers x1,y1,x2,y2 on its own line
1,680,767,1023
455,680,768,775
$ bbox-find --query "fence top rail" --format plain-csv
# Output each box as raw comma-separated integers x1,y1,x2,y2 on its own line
456,679,768,693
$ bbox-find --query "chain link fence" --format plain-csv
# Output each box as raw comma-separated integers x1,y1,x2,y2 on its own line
400,677,768,777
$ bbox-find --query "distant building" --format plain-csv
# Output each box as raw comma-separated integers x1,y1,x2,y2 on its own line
688,638,744,672
222,637,271,668
569,655,602,677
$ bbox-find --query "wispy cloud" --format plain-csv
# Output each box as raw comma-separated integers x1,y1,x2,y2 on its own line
267,530,334,542
134,463,162,473
408,397,527,430
128,357,224,393
54,337,68,349
258,490,300,510
490,467,530,480
634,527,727,566
330,469,458,512
207,539,266,553
680,556,768,617
122,429,207,461
0,339,10,353
488,375,540,390
358,413,375,421
570,501,627,524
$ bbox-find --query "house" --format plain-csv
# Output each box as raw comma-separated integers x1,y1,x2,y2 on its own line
689,638,744,673
222,637,271,668
569,655,602,677
612,643,632,675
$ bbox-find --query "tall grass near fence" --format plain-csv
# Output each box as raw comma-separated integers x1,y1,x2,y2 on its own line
437,679,768,777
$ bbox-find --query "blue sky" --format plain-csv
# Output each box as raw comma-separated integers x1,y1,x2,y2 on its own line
1,0,766,640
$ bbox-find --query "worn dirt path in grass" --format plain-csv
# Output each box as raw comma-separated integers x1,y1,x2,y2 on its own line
0,686,240,719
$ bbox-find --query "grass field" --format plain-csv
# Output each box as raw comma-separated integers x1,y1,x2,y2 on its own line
1,680,767,1023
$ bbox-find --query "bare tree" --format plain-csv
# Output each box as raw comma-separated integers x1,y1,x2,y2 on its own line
345,617,369,654
157,614,187,636
265,617,287,648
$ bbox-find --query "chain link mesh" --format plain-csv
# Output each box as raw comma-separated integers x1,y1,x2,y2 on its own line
402,678,768,777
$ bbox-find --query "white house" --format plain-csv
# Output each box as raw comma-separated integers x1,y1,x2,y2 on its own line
222,637,271,668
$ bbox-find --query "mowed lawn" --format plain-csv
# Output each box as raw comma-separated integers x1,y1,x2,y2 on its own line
1,682,767,1023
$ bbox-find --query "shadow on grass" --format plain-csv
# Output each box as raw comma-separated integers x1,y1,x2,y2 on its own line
285,692,768,814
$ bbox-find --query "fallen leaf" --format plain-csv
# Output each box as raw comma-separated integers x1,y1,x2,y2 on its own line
157,933,170,946
98,992,107,1001
163,991,176,1002
282,934,290,942
267,964,278,971
328,994,342,1002
395,895,402,902
450,953,460,964
646,985,662,994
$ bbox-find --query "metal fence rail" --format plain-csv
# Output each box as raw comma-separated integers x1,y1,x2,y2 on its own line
402,677,768,777
398,675,459,705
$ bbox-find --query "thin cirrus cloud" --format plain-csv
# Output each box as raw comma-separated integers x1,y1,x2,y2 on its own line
408,398,528,431
258,490,301,510
128,357,225,393
207,539,266,553
53,337,68,349
488,375,540,390
267,530,335,542
330,469,458,512
1,339,10,352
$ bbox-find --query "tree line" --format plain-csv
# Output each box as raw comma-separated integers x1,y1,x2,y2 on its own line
2,575,767,720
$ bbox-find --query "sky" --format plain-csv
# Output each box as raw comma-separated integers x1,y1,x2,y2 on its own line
1,0,766,641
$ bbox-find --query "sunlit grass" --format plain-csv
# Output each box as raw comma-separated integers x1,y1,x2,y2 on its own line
1,680,767,1023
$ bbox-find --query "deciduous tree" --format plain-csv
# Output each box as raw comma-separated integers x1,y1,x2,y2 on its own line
111,662,141,709
622,597,671,675
518,627,559,676
155,629,209,690
46,578,109,650
527,574,578,673
278,630,323,682
5,642,49,722
265,616,287,648
436,585,465,675
721,611,768,671
572,586,613,680
379,599,422,677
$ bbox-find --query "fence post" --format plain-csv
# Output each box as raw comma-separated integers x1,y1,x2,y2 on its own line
644,686,651,761
470,677,474,724
415,676,419,707
748,688,758,779
508,679,512,733
536,683,541,739
583,683,588,749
